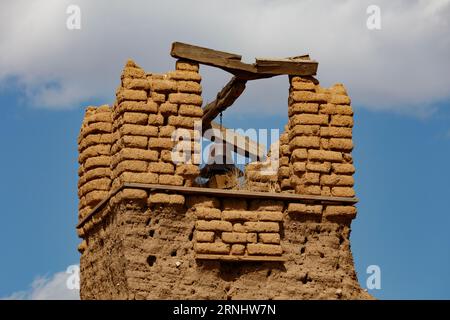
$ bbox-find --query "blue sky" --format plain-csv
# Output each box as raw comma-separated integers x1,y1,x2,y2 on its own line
0,0,449,299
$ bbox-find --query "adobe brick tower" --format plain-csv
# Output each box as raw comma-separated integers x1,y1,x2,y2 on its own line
76,43,371,299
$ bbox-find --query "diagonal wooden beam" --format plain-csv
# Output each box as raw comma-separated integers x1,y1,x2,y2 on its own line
209,121,266,161
202,76,247,130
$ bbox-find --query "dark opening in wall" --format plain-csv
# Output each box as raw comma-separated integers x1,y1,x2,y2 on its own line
147,255,157,266
170,249,177,257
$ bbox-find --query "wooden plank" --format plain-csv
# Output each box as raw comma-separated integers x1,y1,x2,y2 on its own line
124,183,358,203
76,186,122,228
209,121,266,160
171,42,257,75
195,254,287,262
255,57,318,76
77,182,358,228
202,76,247,129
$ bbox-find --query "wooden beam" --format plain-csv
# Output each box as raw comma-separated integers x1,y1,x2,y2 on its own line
171,42,318,78
171,42,257,76
255,57,318,76
77,182,358,229
202,76,247,130
209,121,266,160
195,254,286,262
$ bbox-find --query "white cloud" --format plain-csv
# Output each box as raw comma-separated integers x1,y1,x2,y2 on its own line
0,0,449,116
2,267,80,300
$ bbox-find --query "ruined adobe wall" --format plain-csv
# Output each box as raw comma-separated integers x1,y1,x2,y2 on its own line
77,59,370,299
79,191,369,299
77,59,203,227
245,76,355,200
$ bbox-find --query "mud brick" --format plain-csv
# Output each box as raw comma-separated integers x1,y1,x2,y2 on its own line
176,60,199,72
121,66,145,78
244,222,279,233
291,81,316,91
159,102,178,115
167,70,202,81
148,114,164,126
221,232,248,243
177,81,202,94
168,115,199,128
81,122,112,139
194,207,222,220
84,156,111,170
119,124,158,137
329,138,353,151
117,101,158,114
308,149,343,162
290,136,320,149
289,125,320,138
291,149,308,161
332,163,355,174
324,205,357,217
287,203,322,215
159,125,176,137
148,137,174,149
148,193,185,205
119,148,159,162
115,161,148,176
230,244,246,255
196,220,233,232
150,79,177,92
259,233,281,244
222,210,258,221
116,188,147,201
168,93,202,106
122,78,150,90
320,174,354,186
194,242,230,255
117,89,147,103
247,243,282,256
119,172,158,184
148,162,174,174
85,112,111,124
79,144,110,163
290,91,328,103
290,114,328,126
257,211,283,222
330,115,353,127
158,174,184,186
150,92,165,103
195,231,215,242
329,94,351,105
292,162,306,173
306,162,331,173
178,104,203,117
320,127,352,138
331,187,355,197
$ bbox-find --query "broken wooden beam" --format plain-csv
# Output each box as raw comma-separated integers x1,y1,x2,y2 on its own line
171,42,318,78
255,57,318,76
171,42,257,77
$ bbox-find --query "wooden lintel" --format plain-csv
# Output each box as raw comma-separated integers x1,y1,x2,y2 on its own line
77,182,358,229
195,254,287,262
